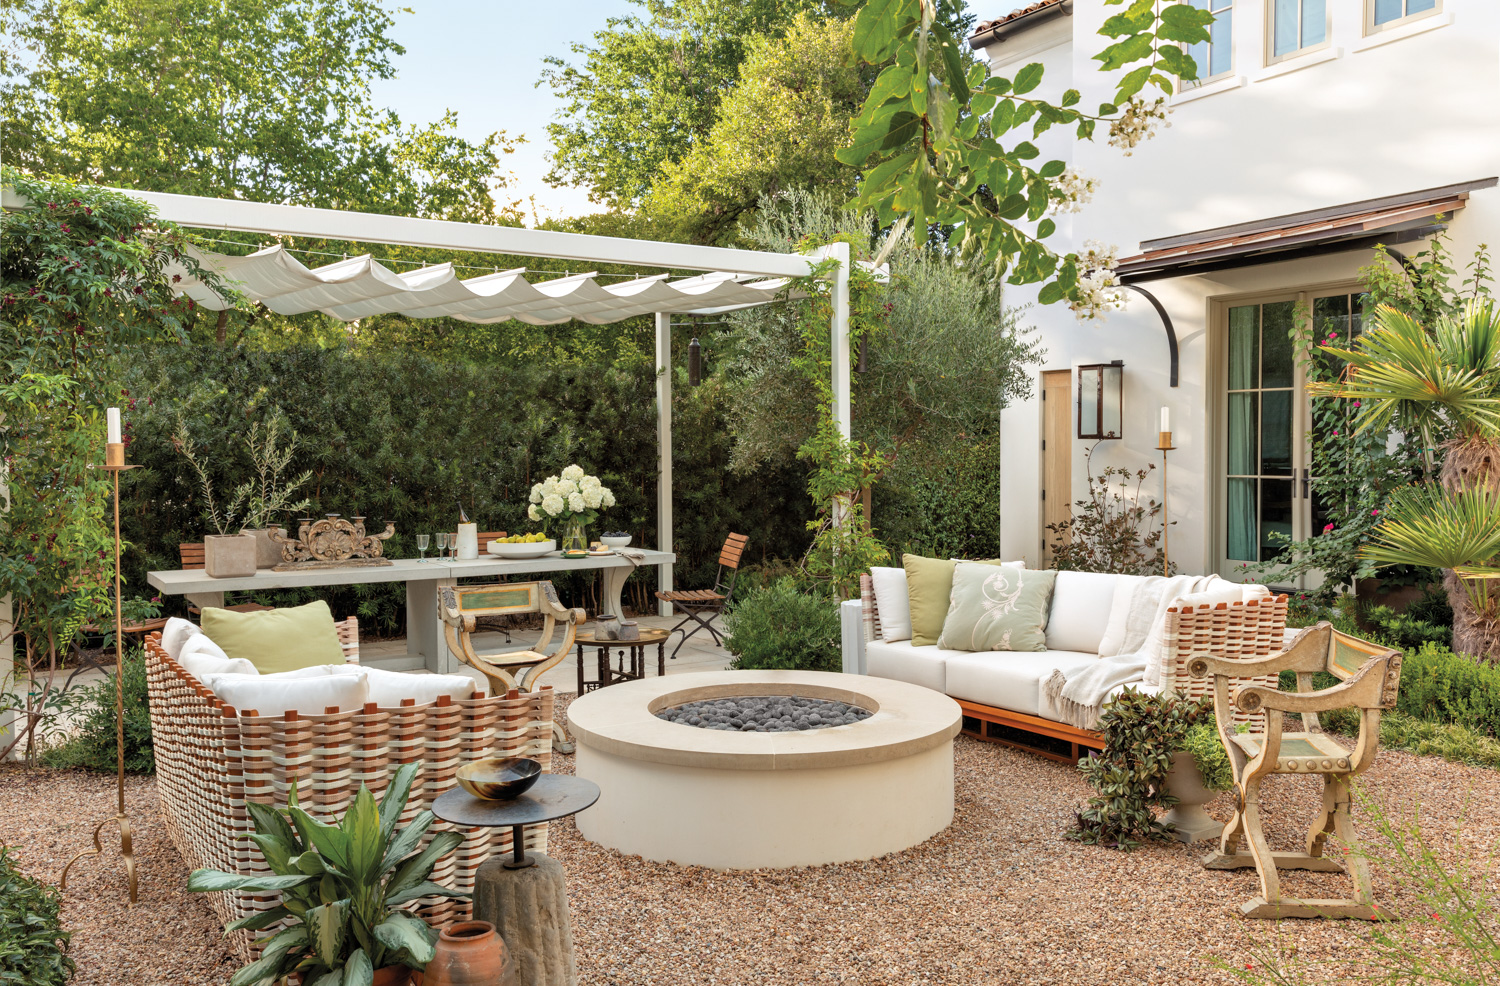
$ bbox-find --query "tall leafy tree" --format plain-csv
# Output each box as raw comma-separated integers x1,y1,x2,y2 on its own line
3,0,518,222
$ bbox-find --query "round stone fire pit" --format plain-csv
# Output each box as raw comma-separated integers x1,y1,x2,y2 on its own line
568,670,961,870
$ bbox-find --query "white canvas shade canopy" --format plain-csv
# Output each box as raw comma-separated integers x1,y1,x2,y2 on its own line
2,186,855,613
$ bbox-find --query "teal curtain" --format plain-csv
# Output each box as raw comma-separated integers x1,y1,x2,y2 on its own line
1228,478,1256,561
1228,306,1257,389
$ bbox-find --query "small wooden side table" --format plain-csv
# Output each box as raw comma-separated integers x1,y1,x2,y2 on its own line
574,626,670,695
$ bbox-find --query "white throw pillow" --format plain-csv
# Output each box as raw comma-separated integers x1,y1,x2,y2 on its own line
1045,571,1119,654
322,665,476,706
178,636,259,679
1096,575,1147,657
869,567,913,643
208,672,370,715
160,617,201,660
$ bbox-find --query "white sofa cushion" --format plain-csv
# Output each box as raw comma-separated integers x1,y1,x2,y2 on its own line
207,671,369,715
178,636,258,679
325,665,476,707
160,617,202,660
944,650,1100,718
869,566,913,643
864,639,963,694
1044,572,1120,654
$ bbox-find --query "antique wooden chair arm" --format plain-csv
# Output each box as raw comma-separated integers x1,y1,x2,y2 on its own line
1188,622,1334,681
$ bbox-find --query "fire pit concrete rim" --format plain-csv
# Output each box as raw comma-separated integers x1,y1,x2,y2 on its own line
567,670,961,770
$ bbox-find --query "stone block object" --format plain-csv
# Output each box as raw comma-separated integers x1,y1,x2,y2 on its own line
474,853,577,986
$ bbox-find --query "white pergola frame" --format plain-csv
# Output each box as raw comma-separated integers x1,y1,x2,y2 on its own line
24,188,853,612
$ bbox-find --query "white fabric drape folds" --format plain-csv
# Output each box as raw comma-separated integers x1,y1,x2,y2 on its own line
173,244,792,324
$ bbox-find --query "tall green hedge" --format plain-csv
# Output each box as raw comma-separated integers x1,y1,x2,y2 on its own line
119,345,813,630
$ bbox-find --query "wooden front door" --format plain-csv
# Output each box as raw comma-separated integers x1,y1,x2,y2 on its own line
1041,370,1072,563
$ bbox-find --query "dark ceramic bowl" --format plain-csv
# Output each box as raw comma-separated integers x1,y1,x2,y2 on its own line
456,757,542,801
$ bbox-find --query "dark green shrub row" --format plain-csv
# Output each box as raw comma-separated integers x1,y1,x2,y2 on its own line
119,346,813,630
722,578,842,673
0,844,73,986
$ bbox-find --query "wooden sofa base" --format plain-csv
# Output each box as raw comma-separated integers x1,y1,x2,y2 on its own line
957,700,1103,765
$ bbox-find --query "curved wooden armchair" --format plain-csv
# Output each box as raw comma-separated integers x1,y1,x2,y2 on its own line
1189,622,1402,920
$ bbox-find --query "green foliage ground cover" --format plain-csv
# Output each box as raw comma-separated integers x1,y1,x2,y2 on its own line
0,844,73,986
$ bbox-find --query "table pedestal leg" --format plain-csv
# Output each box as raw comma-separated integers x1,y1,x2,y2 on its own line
185,591,225,613
600,565,629,619
475,852,579,986
406,576,455,672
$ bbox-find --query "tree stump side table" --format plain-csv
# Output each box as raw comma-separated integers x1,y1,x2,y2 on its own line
574,626,670,695
433,777,600,986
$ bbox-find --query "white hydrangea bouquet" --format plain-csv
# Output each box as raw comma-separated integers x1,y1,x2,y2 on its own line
528,465,615,551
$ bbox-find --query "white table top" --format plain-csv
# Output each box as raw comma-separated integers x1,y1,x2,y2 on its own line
147,549,676,595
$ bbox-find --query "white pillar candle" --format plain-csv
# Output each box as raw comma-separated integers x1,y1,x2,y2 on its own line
1159,406,1170,433
106,407,121,444
456,522,479,560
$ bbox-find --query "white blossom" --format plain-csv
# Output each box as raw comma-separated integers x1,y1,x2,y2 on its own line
583,487,603,509
541,478,560,497
561,464,585,481
541,493,565,516
527,504,542,522
1108,97,1171,156
601,489,616,508
1048,169,1098,215
529,483,544,504
567,492,586,513
580,475,602,491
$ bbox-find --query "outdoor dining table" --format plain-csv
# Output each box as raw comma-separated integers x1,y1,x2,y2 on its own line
146,549,675,673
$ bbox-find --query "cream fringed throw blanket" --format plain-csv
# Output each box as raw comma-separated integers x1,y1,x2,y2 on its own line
1043,574,1220,730
1044,653,1149,730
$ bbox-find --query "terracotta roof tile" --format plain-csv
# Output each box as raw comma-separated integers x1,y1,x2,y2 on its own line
971,0,1067,36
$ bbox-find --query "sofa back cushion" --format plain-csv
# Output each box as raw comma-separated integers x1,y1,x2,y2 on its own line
177,635,258,679
1044,571,1121,654
202,600,345,674
938,564,1056,653
207,669,369,715
160,616,202,661
869,567,913,642
326,665,477,707
903,555,1021,647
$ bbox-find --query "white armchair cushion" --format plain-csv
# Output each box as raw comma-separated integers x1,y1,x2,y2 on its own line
325,665,476,707
869,567,913,642
1044,571,1119,654
160,617,202,660
207,671,370,715
177,635,258,679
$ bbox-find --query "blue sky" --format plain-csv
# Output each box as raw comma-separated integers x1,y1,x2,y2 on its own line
369,1,638,222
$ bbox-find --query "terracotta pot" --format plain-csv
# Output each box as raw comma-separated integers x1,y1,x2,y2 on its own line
373,966,413,986
204,533,257,578
245,526,284,569
1161,751,1224,844
421,921,513,986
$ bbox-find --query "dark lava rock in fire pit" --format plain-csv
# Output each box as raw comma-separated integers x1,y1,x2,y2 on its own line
656,695,873,731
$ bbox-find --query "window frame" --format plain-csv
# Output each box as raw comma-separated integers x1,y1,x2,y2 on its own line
1180,0,1235,90
1265,0,1332,65
1364,0,1442,35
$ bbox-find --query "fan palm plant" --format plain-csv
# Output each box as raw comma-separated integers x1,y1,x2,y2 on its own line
187,762,464,986
1310,300,1500,660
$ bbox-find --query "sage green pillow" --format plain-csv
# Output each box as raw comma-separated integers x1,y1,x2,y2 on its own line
904,554,1020,648
937,564,1057,653
201,600,344,674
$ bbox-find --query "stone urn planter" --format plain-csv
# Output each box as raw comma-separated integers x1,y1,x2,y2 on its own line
244,525,284,569
1161,750,1224,844
421,921,513,986
203,532,257,578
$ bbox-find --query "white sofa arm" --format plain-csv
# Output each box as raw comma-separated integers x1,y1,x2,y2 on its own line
840,598,867,675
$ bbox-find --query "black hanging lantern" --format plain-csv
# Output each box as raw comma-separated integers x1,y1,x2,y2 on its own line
688,337,702,387
1076,360,1124,440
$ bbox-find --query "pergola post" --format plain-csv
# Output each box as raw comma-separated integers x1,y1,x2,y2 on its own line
655,312,674,617
830,241,852,441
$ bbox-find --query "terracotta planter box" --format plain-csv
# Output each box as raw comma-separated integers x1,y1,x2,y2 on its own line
204,533,257,578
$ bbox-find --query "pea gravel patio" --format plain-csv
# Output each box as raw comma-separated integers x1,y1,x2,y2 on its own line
6,696,1499,986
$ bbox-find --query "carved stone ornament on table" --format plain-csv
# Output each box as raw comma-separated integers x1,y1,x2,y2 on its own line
268,514,396,571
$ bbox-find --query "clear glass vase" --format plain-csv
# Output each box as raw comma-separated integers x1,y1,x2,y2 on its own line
560,519,588,554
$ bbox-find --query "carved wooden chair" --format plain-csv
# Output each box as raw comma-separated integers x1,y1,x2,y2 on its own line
440,580,582,751
1189,622,1403,919
655,533,748,658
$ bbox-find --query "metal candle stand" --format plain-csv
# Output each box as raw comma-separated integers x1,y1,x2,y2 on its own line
1158,429,1175,578
61,440,139,903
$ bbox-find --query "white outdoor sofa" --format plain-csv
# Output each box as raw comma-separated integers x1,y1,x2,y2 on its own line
840,570,1290,762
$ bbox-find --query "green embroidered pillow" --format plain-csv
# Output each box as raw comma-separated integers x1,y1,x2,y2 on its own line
903,554,1020,647
937,564,1057,653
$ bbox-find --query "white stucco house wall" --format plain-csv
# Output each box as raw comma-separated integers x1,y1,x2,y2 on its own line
971,0,1499,587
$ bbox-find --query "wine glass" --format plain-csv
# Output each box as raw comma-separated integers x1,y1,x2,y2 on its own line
416,534,430,563
436,532,450,561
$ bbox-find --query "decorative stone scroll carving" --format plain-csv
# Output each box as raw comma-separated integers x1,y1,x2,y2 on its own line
269,514,396,570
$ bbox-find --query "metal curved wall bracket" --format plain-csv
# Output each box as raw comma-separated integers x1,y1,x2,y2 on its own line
1121,283,1179,387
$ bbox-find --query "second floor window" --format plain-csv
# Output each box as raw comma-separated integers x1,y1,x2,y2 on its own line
1186,0,1234,83
1271,0,1328,59
1370,0,1438,29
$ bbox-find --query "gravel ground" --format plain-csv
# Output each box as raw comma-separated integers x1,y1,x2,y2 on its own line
5,696,1498,985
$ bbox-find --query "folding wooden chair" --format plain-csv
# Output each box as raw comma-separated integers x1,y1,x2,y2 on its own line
439,580,583,751
1190,622,1403,919
655,533,748,659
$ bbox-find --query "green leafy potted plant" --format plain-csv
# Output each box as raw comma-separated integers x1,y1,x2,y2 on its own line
187,763,464,986
175,416,312,575
1067,690,1233,850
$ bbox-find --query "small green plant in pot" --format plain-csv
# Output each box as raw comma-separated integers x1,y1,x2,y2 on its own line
1068,690,1234,850
188,762,463,986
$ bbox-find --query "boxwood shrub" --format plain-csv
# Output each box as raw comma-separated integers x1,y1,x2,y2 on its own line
722,578,842,673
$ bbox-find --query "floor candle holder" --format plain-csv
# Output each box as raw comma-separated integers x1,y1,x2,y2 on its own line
1158,430,1175,578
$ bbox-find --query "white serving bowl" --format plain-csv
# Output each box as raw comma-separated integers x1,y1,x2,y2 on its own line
488,539,556,558
600,535,632,548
